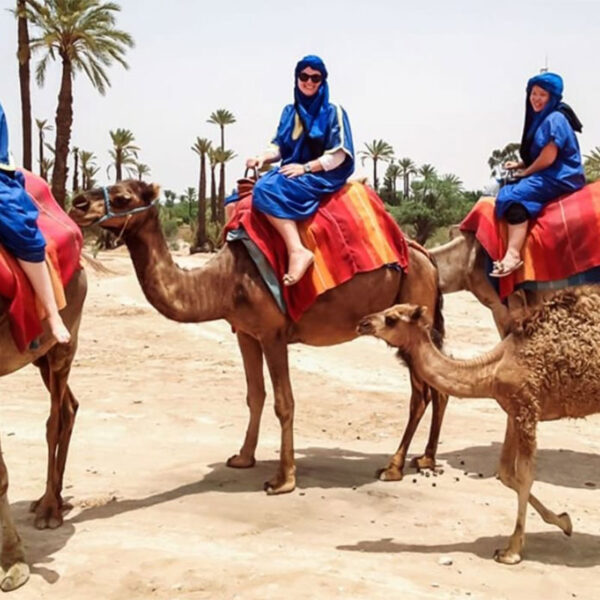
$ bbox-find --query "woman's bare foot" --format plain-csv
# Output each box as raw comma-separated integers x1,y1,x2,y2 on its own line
283,248,314,286
47,314,71,344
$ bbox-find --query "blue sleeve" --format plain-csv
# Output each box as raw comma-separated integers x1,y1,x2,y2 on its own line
535,112,572,151
324,105,354,160
271,104,295,150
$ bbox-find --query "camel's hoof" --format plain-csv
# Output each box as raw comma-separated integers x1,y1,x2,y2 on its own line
34,512,63,530
493,548,522,565
376,467,404,482
264,476,296,495
0,563,30,592
226,454,256,469
410,455,436,470
559,512,573,536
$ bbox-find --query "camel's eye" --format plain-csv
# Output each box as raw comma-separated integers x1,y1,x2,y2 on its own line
384,315,398,328
112,194,131,209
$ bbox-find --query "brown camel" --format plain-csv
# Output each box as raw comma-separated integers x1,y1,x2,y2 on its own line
70,180,448,493
357,286,600,564
0,268,86,590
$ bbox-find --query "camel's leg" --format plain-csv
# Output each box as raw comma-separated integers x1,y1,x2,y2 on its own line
378,371,430,481
261,335,296,495
495,416,537,564
0,440,29,591
227,332,266,469
411,387,449,471
30,345,77,530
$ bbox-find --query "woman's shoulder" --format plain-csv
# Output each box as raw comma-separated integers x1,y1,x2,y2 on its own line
543,110,570,129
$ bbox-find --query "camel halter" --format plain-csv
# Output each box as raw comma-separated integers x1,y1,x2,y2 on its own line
96,186,159,240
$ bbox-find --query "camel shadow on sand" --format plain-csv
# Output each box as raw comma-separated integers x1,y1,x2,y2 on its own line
337,531,600,568
438,443,600,490
67,443,598,530
9,500,76,585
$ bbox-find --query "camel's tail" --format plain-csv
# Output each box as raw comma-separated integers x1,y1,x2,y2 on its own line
80,251,115,275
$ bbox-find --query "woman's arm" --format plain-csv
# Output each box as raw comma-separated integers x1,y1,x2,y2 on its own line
280,149,346,178
519,142,558,177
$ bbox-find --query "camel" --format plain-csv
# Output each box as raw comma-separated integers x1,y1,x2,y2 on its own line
357,286,600,564
0,266,86,590
70,180,448,493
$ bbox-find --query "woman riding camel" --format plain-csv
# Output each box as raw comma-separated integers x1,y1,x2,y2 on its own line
246,55,355,286
0,101,70,344
492,72,585,277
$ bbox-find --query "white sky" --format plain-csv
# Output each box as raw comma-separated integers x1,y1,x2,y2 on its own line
1,0,599,194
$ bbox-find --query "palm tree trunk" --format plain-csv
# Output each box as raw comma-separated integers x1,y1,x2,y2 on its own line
403,174,409,199
72,149,79,192
373,159,378,192
210,165,217,223
51,56,73,208
218,162,225,225
17,0,32,170
220,126,224,151
194,154,207,250
38,129,44,176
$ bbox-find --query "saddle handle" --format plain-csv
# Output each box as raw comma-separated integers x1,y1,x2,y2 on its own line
244,166,258,180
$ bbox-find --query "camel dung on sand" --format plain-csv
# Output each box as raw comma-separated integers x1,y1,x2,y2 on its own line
70,179,448,494
357,285,600,564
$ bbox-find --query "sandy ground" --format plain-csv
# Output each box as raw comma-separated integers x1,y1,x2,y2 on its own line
1,248,599,600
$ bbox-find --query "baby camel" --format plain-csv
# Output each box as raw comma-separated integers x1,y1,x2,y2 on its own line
357,286,600,564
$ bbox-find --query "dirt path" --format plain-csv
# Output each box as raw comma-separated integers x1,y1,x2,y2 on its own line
1,250,599,599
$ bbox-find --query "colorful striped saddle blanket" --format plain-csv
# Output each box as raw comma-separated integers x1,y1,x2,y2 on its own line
225,181,409,320
0,170,83,351
460,182,600,300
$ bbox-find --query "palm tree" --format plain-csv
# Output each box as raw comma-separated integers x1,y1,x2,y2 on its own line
488,142,521,176
40,156,53,181
213,147,236,225
191,137,212,251
208,147,218,222
359,139,394,192
180,187,198,224
16,0,32,169
384,161,402,204
207,109,236,150
397,157,417,200
584,147,600,182
108,128,139,181
134,162,151,181
79,149,97,189
418,163,437,195
72,146,80,191
29,0,134,206
35,117,52,175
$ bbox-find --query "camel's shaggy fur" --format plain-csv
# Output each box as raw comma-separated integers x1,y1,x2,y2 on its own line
357,285,600,564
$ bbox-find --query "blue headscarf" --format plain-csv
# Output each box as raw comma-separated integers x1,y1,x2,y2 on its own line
293,55,330,143
0,101,10,167
520,72,582,165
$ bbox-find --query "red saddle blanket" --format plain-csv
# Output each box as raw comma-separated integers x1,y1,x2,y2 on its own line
225,181,409,320
460,182,600,299
0,170,83,351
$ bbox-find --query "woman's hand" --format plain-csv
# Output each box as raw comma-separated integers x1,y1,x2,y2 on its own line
504,160,522,170
246,156,264,170
280,163,305,178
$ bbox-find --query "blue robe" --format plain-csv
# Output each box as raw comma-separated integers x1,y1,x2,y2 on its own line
496,111,585,219
252,103,355,220
0,102,46,262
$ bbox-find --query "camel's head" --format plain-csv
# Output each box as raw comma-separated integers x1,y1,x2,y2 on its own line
70,180,161,233
357,303,429,348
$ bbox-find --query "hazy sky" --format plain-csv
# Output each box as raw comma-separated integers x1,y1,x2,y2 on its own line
1,0,599,194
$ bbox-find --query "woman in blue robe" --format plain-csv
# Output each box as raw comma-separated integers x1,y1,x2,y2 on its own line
246,55,355,285
0,101,70,343
491,72,585,277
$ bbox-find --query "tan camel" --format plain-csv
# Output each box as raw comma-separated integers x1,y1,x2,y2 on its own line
357,286,600,564
70,180,448,493
0,267,86,590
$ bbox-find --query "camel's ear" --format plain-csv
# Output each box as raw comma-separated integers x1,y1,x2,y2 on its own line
409,305,427,322
141,182,161,204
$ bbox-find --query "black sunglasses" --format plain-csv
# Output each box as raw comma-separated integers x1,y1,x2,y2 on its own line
298,72,323,84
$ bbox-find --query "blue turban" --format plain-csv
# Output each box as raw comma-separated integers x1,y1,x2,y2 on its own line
0,102,10,168
293,55,330,143
520,72,582,165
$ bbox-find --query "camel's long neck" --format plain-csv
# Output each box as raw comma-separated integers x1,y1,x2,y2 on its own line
430,235,470,293
125,211,228,322
407,328,504,398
